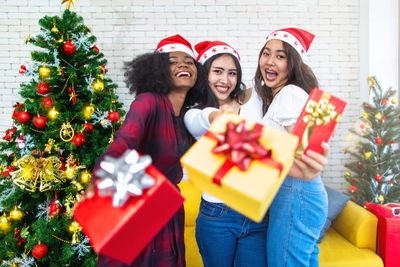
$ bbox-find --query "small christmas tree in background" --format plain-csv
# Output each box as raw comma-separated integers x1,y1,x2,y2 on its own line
0,1,124,266
344,76,400,205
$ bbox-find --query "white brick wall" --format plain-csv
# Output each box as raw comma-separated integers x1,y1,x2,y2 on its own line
0,0,361,191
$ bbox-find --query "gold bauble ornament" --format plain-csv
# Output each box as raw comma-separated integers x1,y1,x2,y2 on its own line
375,112,382,120
39,65,51,79
71,180,84,192
365,151,373,160
51,26,59,34
57,36,64,43
362,112,368,119
378,195,384,203
347,134,353,140
83,104,95,119
0,213,11,233
48,108,59,120
9,206,23,221
69,220,81,233
80,171,92,184
392,98,398,104
92,79,104,92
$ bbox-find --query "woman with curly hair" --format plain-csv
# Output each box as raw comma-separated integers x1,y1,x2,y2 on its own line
89,34,211,267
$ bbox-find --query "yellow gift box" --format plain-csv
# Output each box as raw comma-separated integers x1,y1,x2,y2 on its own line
180,113,299,222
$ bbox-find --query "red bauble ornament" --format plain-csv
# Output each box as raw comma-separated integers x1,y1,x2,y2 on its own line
32,243,48,259
375,174,383,182
375,137,382,145
357,163,362,169
83,122,94,133
42,97,53,108
33,115,47,129
49,200,62,217
63,40,76,56
382,98,389,105
73,133,85,146
17,111,31,124
107,111,119,122
349,185,357,193
37,82,50,95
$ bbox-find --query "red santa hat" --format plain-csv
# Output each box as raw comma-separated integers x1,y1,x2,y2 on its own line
156,34,195,59
266,28,315,60
195,41,240,64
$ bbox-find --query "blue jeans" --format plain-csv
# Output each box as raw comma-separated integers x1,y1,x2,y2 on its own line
267,176,328,267
195,199,268,267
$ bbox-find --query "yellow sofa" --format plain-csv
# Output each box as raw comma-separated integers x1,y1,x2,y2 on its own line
178,181,383,267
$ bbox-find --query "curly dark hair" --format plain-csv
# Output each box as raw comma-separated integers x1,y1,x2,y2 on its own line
124,52,213,111
203,53,246,105
254,41,318,115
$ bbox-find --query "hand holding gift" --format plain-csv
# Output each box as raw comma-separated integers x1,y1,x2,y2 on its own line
74,149,184,264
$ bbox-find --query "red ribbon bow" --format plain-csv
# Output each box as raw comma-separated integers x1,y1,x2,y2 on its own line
206,121,270,171
205,120,283,186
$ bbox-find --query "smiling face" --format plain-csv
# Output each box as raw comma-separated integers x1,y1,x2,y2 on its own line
207,54,238,105
258,39,289,95
168,51,197,92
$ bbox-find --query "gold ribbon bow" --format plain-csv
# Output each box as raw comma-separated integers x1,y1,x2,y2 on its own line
10,155,67,192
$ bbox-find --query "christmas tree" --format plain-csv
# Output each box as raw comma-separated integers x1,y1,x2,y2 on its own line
344,76,400,205
0,2,124,266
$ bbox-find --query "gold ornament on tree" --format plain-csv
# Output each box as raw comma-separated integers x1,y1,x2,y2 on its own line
39,64,51,79
51,18,59,34
60,122,74,142
0,213,11,233
375,112,382,120
68,220,82,244
48,107,59,120
61,0,77,10
364,151,373,160
9,206,24,221
64,155,85,180
83,104,95,119
92,79,104,92
80,170,92,184
10,154,67,192
378,195,384,203
43,138,55,154
367,76,375,95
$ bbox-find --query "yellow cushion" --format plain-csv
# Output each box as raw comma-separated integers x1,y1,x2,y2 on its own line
331,201,377,251
318,228,383,267
178,181,203,267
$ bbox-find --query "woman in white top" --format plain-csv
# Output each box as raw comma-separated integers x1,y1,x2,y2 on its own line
184,41,267,267
256,28,329,267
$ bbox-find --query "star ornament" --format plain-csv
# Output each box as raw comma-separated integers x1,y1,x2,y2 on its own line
61,0,77,10
96,149,155,207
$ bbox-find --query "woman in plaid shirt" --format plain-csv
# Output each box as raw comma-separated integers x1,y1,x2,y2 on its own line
90,35,214,267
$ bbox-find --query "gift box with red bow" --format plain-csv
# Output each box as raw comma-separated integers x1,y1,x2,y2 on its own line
74,150,184,264
292,88,347,158
365,202,400,267
180,113,299,222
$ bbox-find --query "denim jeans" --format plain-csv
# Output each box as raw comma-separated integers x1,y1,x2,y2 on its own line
267,176,328,267
195,199,268,267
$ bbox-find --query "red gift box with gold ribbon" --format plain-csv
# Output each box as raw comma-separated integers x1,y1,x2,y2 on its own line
292,88,347,158
365,202,400,267
74,151,184,264
180,113,298,222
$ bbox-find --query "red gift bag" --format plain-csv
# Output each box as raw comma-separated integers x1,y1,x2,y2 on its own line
365,203,400,267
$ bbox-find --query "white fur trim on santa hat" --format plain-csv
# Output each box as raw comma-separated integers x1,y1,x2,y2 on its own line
266,31,307,60
156,43,196,59
197,45,240,64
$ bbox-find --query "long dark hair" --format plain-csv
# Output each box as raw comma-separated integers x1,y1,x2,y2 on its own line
124,52,210,110
203,53,246,106
254,41,318,115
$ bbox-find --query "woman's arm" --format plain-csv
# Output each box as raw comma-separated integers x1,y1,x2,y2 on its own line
184,107,220,140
